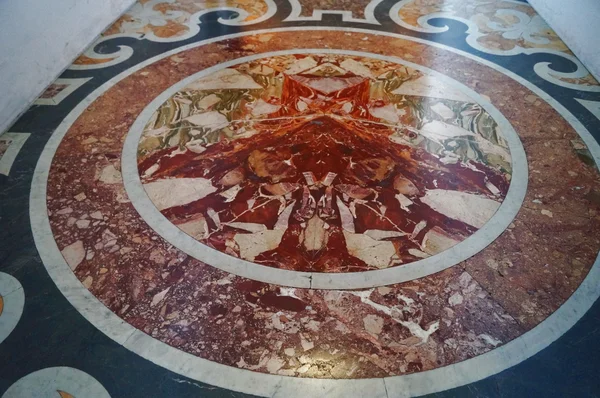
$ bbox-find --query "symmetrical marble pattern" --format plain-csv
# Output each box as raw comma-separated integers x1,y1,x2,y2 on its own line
137,54,511,272
39,30,600,384
4,0,600,397
66,0,600,95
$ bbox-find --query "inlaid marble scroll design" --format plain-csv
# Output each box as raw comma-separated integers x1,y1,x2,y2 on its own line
137,54,512,273
69,0,278,71
284,0,383,24
390,0,600,92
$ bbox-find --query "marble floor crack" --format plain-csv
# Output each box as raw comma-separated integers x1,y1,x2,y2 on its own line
462,264,528,333
171,378,218,390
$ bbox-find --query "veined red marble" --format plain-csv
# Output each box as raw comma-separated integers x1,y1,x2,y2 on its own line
137,54,511,272
45,31,600,379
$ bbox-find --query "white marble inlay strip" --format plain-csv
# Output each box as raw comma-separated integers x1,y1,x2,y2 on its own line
576,98,600,120
0,133,30,176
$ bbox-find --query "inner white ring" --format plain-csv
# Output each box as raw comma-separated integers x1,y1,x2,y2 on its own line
122,49,528,289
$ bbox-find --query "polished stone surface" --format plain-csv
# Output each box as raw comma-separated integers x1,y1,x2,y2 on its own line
2,0,600,397
136,53,511,272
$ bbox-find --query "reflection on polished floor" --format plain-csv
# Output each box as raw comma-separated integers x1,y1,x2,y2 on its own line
2,0,600,397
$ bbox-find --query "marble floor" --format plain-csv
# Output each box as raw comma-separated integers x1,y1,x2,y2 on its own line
2,0,600,397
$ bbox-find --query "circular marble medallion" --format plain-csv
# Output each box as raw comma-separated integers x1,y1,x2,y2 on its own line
123,50,527,288
33,29,600,397
134,53,515,274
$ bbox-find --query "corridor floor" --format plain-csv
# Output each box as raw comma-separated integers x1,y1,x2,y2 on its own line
2,0,600,396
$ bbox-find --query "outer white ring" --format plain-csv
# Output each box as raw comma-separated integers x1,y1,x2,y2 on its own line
30,27,600,398
122,49,528,290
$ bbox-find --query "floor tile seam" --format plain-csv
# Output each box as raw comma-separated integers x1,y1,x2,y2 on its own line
460,264,529,333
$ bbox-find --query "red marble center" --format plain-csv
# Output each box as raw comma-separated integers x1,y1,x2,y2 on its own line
137,54,511,272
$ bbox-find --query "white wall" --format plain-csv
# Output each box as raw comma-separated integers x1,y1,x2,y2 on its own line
529,0,600,81
0,0,135,134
